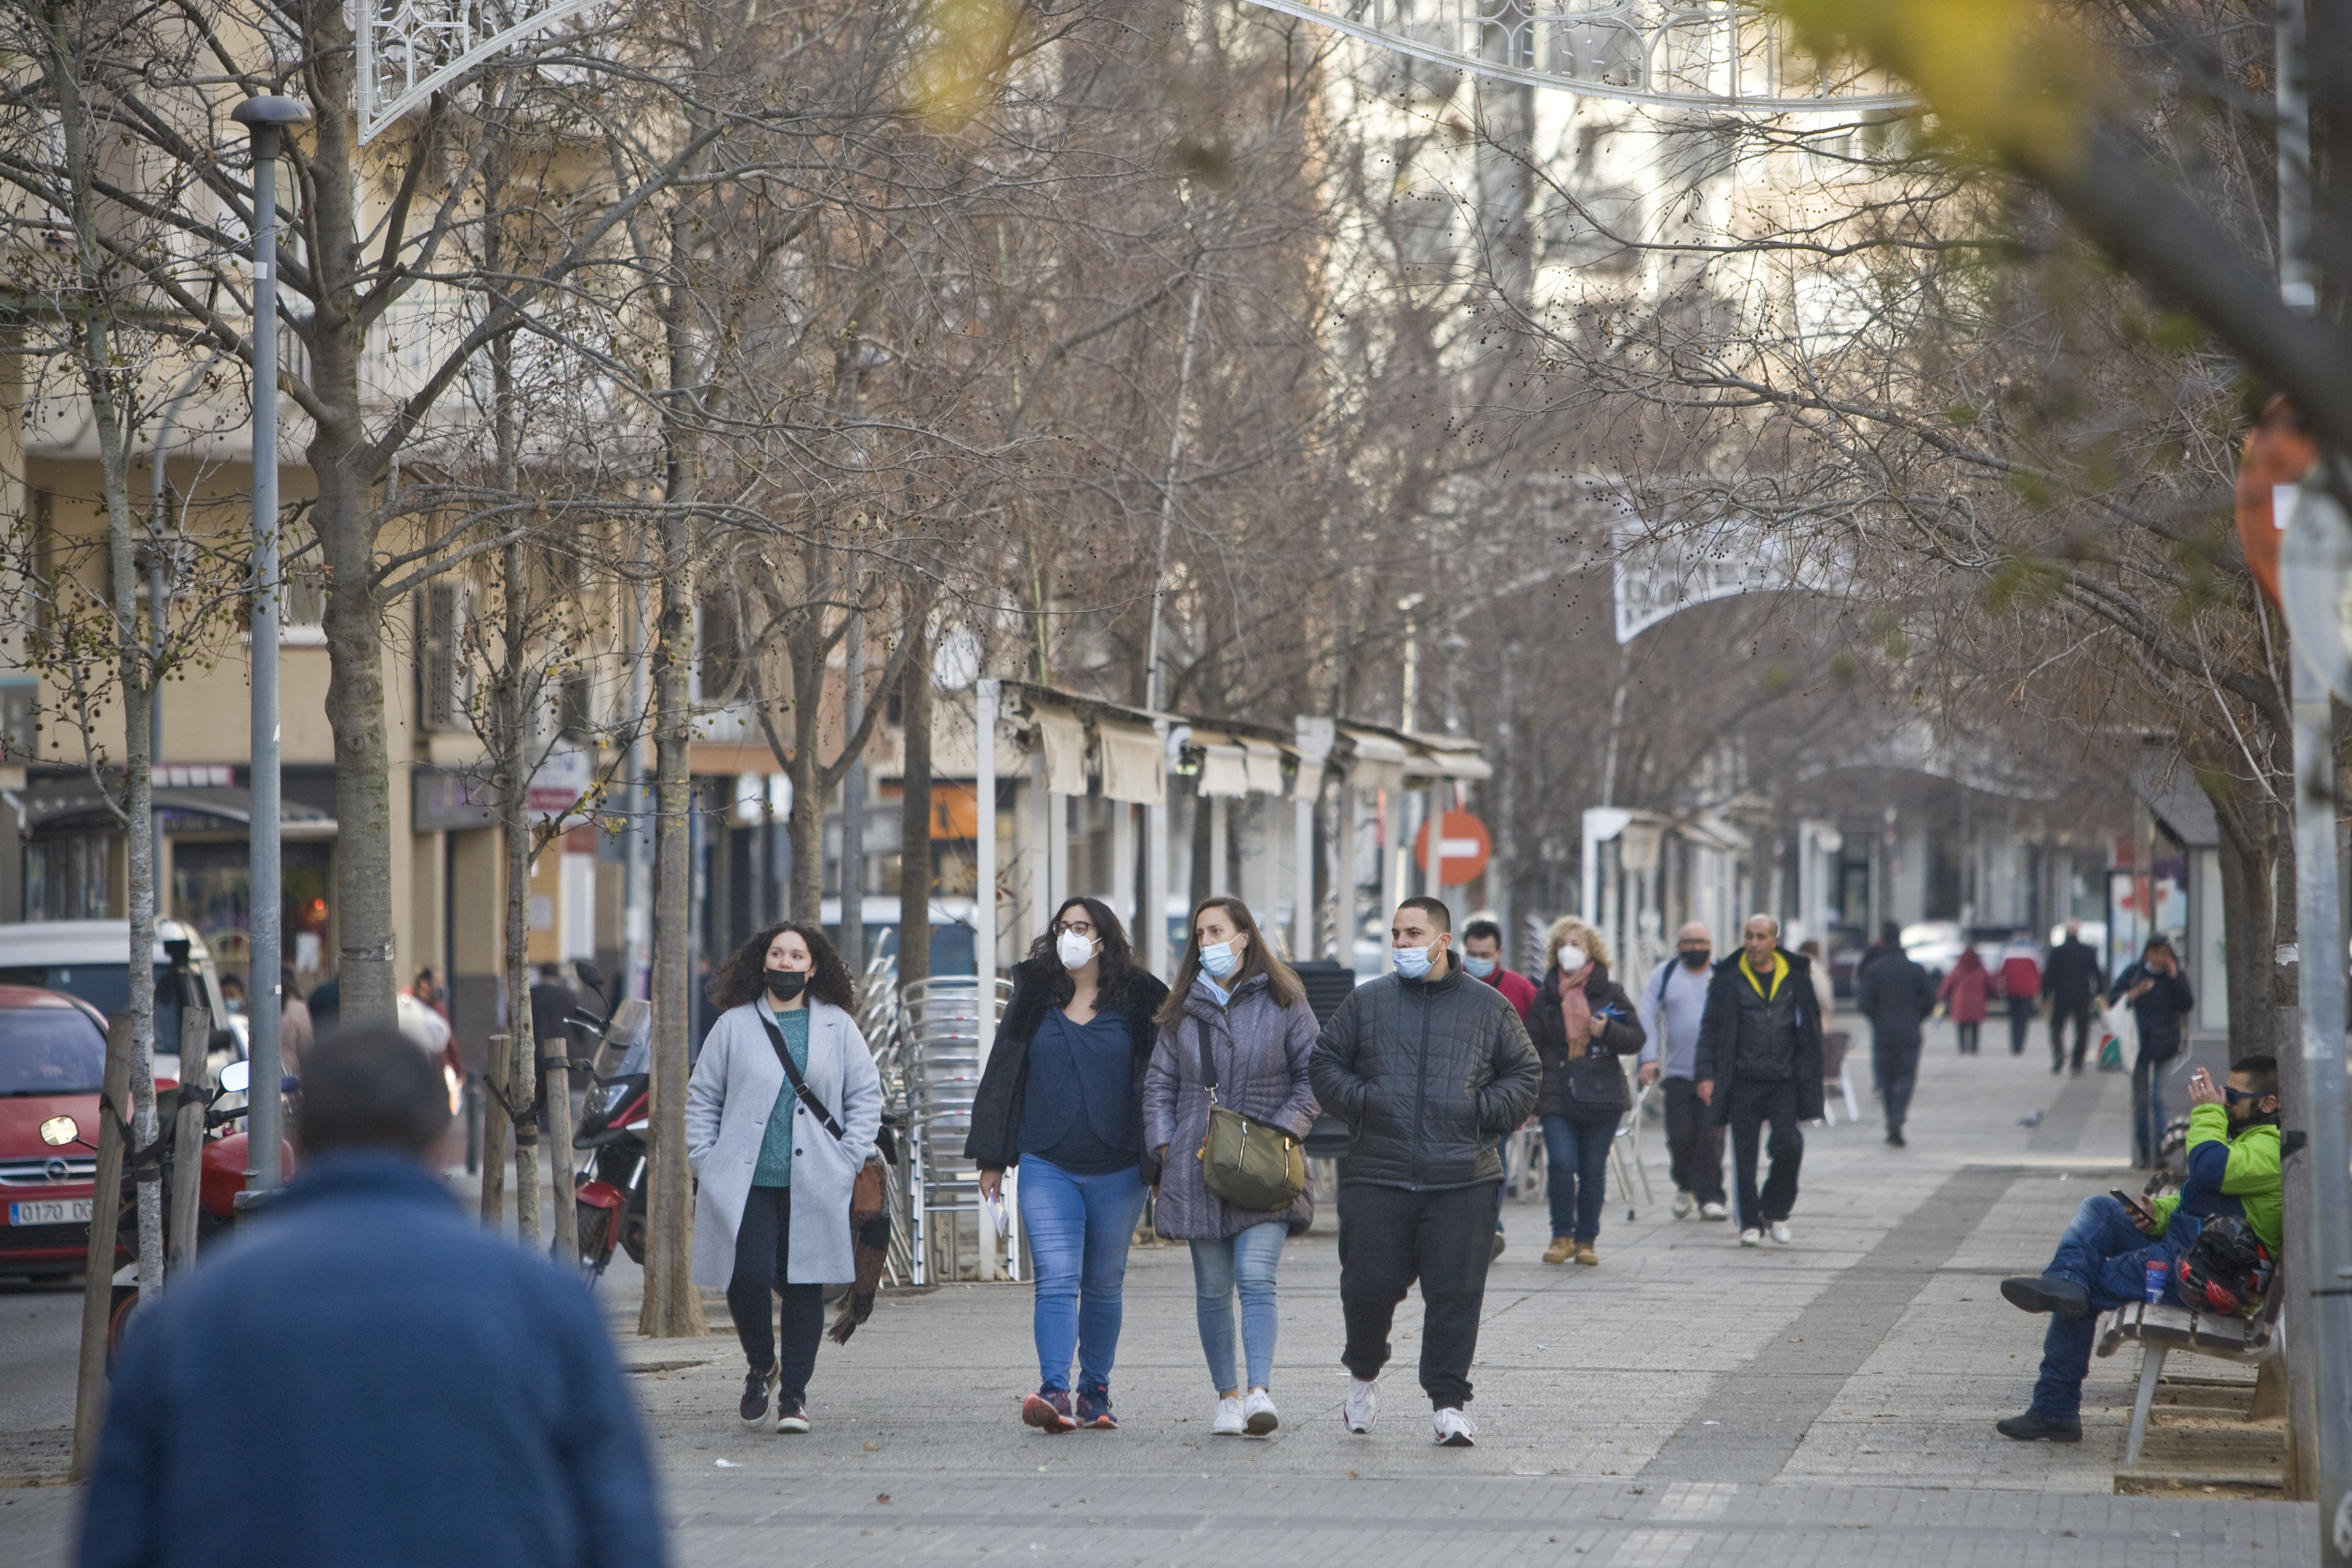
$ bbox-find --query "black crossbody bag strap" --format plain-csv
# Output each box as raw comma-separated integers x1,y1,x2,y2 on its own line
1196,1016,1222,1103
758,1012,845,1141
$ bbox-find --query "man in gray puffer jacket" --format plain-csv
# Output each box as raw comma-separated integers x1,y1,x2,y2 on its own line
1310,897,1541,1448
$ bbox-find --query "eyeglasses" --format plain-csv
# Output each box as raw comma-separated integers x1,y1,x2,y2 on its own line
1051,919,1097,938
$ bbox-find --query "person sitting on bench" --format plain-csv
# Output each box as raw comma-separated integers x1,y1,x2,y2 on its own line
1993,1053,2283,1443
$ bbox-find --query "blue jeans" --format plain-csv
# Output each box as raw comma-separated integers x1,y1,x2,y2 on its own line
1017,1156,1148,1394
1190,1222,1287,1393
2028,1195,2200,1422
1540,1114,1614,1244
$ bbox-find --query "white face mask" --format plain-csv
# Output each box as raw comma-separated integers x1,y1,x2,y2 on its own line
1056,928,1098,971
1556,943,1588,975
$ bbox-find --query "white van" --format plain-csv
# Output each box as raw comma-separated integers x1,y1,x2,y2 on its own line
0,919,245,1081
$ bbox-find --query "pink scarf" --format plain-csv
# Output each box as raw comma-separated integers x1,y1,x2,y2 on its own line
1558,965,1592,1053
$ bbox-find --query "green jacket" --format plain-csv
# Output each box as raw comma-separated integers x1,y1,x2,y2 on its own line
2150,1102,2283,1255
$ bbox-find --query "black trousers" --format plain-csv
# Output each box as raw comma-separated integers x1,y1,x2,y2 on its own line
1872,1037,1920,1136
2006,998,2036,1055
1337,1181,1496,1410
1724,1077,1803,1227
728,1184,826,1402
2049,1006,2094,1071
1663,1077,1726,1205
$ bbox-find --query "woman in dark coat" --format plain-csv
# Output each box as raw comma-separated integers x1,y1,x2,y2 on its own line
1142,897,1318,1439
966,896,1168,1434
1526,917,1645,1267
2111,935,2195,1168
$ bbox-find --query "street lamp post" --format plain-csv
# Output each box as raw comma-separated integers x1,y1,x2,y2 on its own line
231,95,309,1195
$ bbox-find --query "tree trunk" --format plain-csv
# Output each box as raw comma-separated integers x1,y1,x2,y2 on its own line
640,494,705,1337
2207,776,2280,1052
304,0,397,1031
479,1035,510,1226
899,628,934,990
788,617,826,923
69,1013,133,1481
166,1005,211,1273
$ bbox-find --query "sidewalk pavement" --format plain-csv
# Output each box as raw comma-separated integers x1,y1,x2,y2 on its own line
0,1020,2315,1563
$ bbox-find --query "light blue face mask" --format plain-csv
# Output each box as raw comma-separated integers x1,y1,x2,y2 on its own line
1393,943,1436,979
1200,938,1241,980
1463,955,1498,979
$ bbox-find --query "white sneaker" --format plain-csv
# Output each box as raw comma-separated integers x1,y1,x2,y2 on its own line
1739,1228,1762,1246
1432,1407,1477,1447
1211,1396,1245,1436
1701,1202,1728,1221
1672,1190,1695,1218
1243,1388,1279,1435
1344,1376,1377,1434
1769,1221,1793,1244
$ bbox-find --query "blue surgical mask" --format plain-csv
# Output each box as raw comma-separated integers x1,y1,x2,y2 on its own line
1200,938,1241,979
1393,943,1436,979
1463,955,1498,979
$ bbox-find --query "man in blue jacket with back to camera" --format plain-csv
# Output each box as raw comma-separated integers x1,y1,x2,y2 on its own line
79,1027,666,1568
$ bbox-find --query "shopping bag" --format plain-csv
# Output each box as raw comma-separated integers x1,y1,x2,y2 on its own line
2098,998,2134,1071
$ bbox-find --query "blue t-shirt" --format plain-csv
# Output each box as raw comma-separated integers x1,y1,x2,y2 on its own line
752,1004,810,1188
1018,1006,1138,1175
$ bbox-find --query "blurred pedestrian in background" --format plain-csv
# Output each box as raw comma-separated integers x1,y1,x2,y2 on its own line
2111,936,2195,1168
79,1027,666,1568
2041,920,2106,1077
1854,923,1935,1148
1144,897,1319,1438
1796,939,1836,1028
687,922,881,1436
279,965,314,1077
1997,931,2042,1057
1526,917,1643,1266
1695,915,1825,1247
1461,917,1534,1257
1638,922,1727,1221
1939,945,1993,1056
968,896,1168,1434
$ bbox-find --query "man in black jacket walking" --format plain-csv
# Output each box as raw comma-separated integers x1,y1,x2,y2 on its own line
1695,914,1827,1246
1854,923,1937,1148
1310,896,1540,1449
2040,921,2106,1076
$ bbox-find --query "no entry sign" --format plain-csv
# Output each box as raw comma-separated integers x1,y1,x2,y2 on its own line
1415,810,1492,886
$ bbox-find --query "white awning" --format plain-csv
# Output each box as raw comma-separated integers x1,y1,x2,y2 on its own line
1034,706,1090,796
1242,740,1286,796
1197,742,1251,798
1406,746,1493,782
1097,723,1165,805
1340,728,1408,793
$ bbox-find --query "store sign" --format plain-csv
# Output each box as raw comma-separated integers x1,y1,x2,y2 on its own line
412,766,495,833
528,746,594,819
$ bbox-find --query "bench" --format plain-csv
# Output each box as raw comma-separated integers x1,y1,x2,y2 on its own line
2094,1260,2285,1466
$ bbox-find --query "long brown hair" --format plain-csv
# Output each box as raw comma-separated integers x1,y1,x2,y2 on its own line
1023,896,1138,1008
706,921,856,1012
1156,896,1303,1027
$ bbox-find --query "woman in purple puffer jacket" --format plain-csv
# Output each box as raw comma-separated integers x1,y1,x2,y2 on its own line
1143,896,1319,1441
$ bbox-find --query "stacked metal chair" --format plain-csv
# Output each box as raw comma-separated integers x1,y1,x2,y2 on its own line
898,974,1013,1283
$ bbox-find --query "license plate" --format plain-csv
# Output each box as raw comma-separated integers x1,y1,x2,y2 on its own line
8,1199,92,1226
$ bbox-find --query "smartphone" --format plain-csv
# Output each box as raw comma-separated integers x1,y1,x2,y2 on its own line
2110,1188,2154,1224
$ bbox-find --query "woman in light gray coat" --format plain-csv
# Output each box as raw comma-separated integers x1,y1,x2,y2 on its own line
1143,896,1318,1439
686,921,881,1435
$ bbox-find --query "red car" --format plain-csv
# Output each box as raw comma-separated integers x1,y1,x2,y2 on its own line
0,984,118,1279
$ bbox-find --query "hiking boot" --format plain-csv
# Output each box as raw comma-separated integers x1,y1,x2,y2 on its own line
2000,1275,2091,1318
738,1366,773,1427
1573,1242,1599,1266
1996,1411,2081,1442
1542,1236,1575,1265
1022,1389,1076,1434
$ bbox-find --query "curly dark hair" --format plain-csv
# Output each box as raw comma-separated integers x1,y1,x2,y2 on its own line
706,921,856,1012
1023,896,1137,1006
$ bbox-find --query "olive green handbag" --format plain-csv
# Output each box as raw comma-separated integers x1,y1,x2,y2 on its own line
1194,1018,1307,1212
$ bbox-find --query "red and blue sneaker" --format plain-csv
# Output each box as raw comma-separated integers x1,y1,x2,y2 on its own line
1021,1389,1076,1434
1074,1385,1118,1430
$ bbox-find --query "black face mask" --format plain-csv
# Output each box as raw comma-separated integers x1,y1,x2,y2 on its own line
763,969,808,1004
1680,949,1711,970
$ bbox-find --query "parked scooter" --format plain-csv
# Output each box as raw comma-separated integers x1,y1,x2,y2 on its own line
40,1059,296,1356
563,961,651,1281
